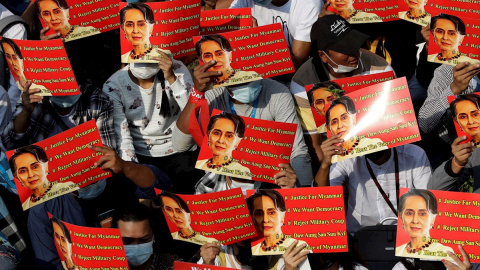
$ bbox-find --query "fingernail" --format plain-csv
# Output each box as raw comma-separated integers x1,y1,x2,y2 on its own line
218,71,222,74
210,60,215,64
442,259,445,263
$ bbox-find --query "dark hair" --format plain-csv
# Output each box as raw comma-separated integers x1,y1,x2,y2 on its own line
207,112,246,138
157,191,190,213
112,203,151,228
120,3,155,27
247,189,286,215
450,94,480,118
325,96,356,129
398,189,438,215
307,81,344,105
0,38,23,59
195,34,232,59
430,13,466,36
51,216,72,244
9,145,48,176
35,0,69,14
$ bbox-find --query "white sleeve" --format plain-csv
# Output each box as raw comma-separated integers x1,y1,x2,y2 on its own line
329,161,348,186
229,0,253,9
168,59,193,110
290,0,321,42
410,146,432,189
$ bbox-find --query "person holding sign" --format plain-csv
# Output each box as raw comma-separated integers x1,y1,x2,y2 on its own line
398,0,430,26
158,191,218,245
307,81,345,134
395,189,454,260
450,94,480,146
427,14,480,65
0,38,51,96
8,145,77,209
51,217,78,270
196,112,252,178
330,0,382,23
35,0,98,42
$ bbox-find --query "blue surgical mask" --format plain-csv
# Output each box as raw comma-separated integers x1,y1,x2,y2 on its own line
50,94,81,108
253,0,272,5
228,80,262,103
124,240,154,266
77,180,106,200
323,51,361,73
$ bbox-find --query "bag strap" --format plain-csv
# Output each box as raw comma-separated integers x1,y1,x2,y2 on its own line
364,148,399,216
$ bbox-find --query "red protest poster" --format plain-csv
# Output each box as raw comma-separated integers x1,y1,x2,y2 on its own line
158,188,257,246
195,109,297,183
427,13,480,65
49,214,128,270
397,0,432,26
0,38,79,96
448,93,480,146
246,187,347,255
192,23,294,89
200,8,252,35
305,71,396,133
396,188,480,262
34,0,119,42
427,0,480,20
325,77,420,163
6,120,111,210
328,0,399,23
175,261,233,270
119,0,200,62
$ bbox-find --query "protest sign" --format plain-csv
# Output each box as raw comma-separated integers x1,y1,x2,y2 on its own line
192,23,294,89
448,93,480,146
35,0,118,42
6,120,111,210
325,77,421,163
427,0,480,20
158,188,257,246
49,214,128,270
303,71,396,133
246,186,348,255
119,0,200,62
328,0,400,23
200,8,252,35
396,188,480,262
175,261,233,270
397,0,432,26
0,38,79,96
195,109,297,183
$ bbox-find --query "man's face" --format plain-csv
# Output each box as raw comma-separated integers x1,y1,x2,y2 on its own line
118,219,154,246
322,50,360,70
53,222,72,259
3,43,24,78
200,40,232,73
328,104,354,139
39,0,69,32
312,88,335,116
123,8,152,47
432,19,463,52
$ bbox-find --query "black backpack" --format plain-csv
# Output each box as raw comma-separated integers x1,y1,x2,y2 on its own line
0,15,28,90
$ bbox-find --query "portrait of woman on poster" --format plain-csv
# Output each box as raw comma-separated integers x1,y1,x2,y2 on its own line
428,13,480,65
329,0,383,23
326,96,387,163
120,3,171,63
398,0,431,26
247,189,309,255
395,189,455,260
8,145,77,209
35,0,99,42
195,34,260,89
195,112,252,179
157,191,218,245
307,81,345,134
450,94,480,147
51,217,78,270
0,38,51,96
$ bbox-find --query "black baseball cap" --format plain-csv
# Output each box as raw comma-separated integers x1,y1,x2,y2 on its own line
311,15,369,55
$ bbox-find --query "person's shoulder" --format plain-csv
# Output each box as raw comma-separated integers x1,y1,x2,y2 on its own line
261,78,289,95
205,87,227,101
397,144,427,158
290,0,321,12
360,49,389,67
230,0,254,8
292,58,318,87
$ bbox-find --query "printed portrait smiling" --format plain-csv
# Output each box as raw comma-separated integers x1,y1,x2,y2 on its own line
450,94,480,146
398,0,431,26
330,0,383,23
307,81,345,133
51,217,78,270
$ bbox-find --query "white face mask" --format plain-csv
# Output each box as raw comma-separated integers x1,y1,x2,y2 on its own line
129,63,160,79
323,51,360,73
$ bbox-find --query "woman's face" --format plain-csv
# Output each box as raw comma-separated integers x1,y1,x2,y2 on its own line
200,40,232,73
404,0,426,10
162,197,191,230
39,0,70,32
252,196,284,238
455,100,480,138
53,222,72,259
14,153,49,191
330,0,354,12
123,9,152,47
208,118,239,158
328,104,354,139
433,19,464,52
312,88,335,117
401,195,436,239
3,43,24,78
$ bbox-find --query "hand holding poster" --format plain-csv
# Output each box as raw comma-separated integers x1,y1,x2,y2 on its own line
50,214,128,270
193,23,294,89
246,187,347,255
0,38,79,96
396,188,480,263
328,0,399,23
200,8,252,35
325,77,421,163
119,0,200,62
195,109,297,183
6,120,111,210
35,0,119,42
158,188,257,246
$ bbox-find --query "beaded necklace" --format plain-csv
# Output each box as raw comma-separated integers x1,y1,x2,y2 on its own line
261,234,286,252
436,52,461,62
345,10,359,21
206,157,234,169
406,238,433,254
178,231,197,239
30,182,53,203
215,69,236,85
130,44,153,60
406,10,428,20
